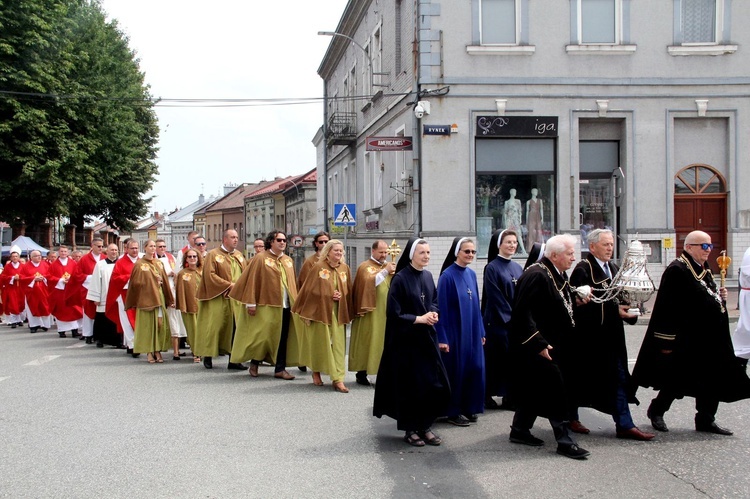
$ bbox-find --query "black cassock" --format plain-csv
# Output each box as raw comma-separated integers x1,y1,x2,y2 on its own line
569,254,637,415
633,252,750,402
373,265,450,431
509,257,576,420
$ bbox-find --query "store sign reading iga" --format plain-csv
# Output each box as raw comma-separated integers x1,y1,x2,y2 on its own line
366,137,414,151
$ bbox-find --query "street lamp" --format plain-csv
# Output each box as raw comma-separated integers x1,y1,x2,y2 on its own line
318,31,388,94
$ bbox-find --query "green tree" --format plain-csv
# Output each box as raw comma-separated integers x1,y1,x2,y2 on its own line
0,0,159,231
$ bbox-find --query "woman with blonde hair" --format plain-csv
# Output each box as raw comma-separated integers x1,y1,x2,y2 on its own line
125,240,174,364
293,239,353,392
176,249,203,362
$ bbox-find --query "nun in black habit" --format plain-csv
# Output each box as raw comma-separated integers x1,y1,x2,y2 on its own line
373,237,450,447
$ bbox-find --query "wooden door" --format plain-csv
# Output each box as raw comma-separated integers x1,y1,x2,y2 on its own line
674,195,727,273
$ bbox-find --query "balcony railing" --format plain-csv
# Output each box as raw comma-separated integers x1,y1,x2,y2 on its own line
326,112,356,145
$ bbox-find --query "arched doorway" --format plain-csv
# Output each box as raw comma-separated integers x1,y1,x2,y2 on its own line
674,164,727,273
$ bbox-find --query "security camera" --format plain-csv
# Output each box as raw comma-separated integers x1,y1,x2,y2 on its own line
413,100,430,119
414,103,425,119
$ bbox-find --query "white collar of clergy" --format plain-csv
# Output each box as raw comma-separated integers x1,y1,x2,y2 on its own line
221,245,231,253
58,257,68,265
370,256,385,265
32,262,41,267
11,261,20,268
127,254,138,263
269,249,282,257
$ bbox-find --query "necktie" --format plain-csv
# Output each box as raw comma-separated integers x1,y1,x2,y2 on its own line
603,263,611,279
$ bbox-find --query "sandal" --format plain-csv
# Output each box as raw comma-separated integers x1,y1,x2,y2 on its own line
147,353,156,364
312,372,324,386
419,428,442,446
193,356,201,363
155,352,164,363
403,431,425,447
332,381,349,393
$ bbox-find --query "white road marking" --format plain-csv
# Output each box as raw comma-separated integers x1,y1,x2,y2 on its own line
24,355,61,366
66,343,87,349
0,376,9,383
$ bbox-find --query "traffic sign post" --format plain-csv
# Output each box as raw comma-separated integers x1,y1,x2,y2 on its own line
333,203,356,261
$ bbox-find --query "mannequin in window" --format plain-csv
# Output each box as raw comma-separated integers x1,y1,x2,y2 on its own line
525,188,544,249
503,189,526,255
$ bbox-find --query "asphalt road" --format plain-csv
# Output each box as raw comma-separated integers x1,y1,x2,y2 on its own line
1,322,748,498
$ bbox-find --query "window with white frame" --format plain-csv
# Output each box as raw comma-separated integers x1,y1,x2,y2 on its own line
348,65,357,115
362,41,371,97
567,0,637,53
669,0,734,55
681,0,720,44
480,0,518,45
579,0,619,44
372,25,383,87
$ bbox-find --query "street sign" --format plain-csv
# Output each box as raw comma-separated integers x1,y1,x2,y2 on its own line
333,203,356,226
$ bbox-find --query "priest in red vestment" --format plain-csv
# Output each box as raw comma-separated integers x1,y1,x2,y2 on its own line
19,250,52,333
66,239,103,343
0,246,25,327
106,239,139,354
47,245,83,338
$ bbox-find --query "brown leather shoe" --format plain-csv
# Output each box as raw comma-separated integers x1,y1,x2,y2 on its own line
274,370,295,380
616,427,656,441
248,364,259,377
570,420,590,434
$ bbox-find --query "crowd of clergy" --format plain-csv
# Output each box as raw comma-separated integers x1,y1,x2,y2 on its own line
2,227,749,460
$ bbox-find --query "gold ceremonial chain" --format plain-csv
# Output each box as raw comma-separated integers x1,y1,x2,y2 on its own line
533,262,575,327
679,254,724,313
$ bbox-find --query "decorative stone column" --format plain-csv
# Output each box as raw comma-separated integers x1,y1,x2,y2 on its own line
64,224,76,247
38,223,53,249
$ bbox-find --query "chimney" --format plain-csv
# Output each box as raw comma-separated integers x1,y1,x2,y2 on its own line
199,194,205,204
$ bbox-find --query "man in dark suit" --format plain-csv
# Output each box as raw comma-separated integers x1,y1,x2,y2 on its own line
569,229,654,441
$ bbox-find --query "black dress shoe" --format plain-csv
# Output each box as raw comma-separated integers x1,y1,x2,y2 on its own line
647,407,669,432
356,372,371,386
298,365,308,372
78,335,85,341
127,348,133,355
509,430,544,447
447,415,471,427
227,362,247,370
203,356,213,369
40,327,48,332
71,329,80,338
557,444,590,460
29,327,38,334
696,421,733,435
485,396,500,410
11,324,17,329
96,341,104,348
85,337,93,344
58,332,66,338
465,414,479,423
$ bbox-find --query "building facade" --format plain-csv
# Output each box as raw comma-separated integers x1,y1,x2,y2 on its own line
318,0,750,282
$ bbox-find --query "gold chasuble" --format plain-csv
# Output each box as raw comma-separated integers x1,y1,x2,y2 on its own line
194,247,246,357
292,259,352,382
175,267,201,352
348,259,391,374
125,258,174,354
229,251,299,365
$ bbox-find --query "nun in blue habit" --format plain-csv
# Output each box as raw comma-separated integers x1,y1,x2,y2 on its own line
481,229,524,410
436,237,486,426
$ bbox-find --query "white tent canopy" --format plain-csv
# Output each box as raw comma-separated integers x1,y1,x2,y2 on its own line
1,236,50,258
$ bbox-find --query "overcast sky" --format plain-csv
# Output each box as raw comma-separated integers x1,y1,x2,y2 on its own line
99,0,349,215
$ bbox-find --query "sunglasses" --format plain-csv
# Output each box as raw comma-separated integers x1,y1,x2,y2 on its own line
688,243,713,251
157,246,167,248
196,242,206,246
187,255,198,259
276,238,287,243
317,240,329,245
462,249,477,255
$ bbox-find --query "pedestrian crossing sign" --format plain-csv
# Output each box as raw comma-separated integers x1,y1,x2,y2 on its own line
333,203,356,226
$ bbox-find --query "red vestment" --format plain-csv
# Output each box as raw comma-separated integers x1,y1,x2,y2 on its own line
19,261,51,316
47,258,82,321
105,255,136,333
0,262,25,315
66,251,102,320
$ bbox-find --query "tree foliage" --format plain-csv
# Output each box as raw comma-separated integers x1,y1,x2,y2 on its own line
0,0,158,231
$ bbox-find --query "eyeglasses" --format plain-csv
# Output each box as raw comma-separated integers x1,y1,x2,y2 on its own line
688,243,713,251
317,240,329,245
95,245,103,248
275,238,287,243
157,245,166,248
462,249,477,255
196,242,206,246
254,245,265,249
186,255,198,259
